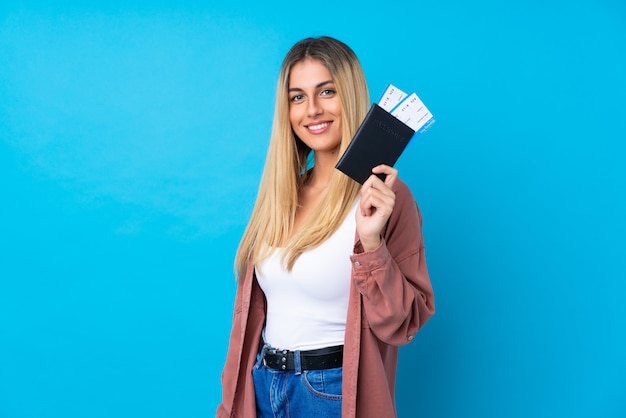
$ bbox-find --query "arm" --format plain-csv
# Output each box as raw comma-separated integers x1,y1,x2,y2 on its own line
352,173,435,345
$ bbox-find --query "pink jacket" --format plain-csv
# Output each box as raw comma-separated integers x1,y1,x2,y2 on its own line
216,179,435,417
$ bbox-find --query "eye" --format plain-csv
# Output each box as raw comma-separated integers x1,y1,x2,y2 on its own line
290,94,305,103
320,89,336,97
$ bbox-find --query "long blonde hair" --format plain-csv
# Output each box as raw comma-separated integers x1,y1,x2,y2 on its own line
234,36,370,276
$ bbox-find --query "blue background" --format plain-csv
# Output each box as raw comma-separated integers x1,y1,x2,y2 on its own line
1,1,625,417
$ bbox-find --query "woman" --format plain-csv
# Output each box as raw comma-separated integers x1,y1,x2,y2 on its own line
216,36,435,418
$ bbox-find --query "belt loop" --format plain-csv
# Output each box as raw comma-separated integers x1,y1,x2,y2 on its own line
294,350,302,375
260,343,269,368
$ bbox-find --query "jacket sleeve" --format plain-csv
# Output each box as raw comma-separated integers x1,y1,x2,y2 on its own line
350,179,435,346
216,263,262,418
215,276,245,418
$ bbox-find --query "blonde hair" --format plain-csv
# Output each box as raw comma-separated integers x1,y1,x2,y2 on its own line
235,36,370,276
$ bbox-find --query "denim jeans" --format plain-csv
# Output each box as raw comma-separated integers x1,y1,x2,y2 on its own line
252,347,343,418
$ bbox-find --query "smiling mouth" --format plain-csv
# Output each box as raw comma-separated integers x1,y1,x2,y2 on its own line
306,121,331,131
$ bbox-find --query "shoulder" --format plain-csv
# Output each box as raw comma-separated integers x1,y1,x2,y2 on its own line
383,176,424,252
392,177,416,204
389,177,423,227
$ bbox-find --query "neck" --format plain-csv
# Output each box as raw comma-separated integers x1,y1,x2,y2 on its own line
307,152,338,189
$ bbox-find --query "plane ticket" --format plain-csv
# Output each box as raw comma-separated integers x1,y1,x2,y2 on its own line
378,84,435,133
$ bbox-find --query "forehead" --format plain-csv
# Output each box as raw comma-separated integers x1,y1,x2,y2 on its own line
288,59,333,88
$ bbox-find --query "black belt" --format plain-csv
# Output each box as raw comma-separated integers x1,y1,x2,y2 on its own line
262,345,343,371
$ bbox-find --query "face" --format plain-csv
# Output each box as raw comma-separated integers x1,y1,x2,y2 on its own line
288,59,343,155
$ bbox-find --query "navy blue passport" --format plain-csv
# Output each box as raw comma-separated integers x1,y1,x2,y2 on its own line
335,104,415,184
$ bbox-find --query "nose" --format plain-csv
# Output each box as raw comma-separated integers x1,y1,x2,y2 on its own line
306,97,322,117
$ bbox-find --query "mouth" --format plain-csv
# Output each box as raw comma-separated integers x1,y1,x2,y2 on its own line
306,121,332,132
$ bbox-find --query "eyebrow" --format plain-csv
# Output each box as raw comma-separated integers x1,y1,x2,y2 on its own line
288,80,335,93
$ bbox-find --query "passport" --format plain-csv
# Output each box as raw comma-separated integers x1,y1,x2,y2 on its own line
335,85,435,184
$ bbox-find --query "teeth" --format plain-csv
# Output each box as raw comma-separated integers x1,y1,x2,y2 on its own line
308,122,330,130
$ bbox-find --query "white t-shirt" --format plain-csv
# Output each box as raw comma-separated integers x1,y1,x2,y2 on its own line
255,202,358,351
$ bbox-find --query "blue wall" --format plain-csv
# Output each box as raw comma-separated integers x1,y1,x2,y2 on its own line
1,1,625,417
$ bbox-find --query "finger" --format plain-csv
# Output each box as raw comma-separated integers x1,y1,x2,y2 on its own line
362,176,396,201
362,171,390,191
371,164,398,187
359,189,376,217
360,187,395,217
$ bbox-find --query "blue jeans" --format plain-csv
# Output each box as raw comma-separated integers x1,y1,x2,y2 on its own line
252,347,343,418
